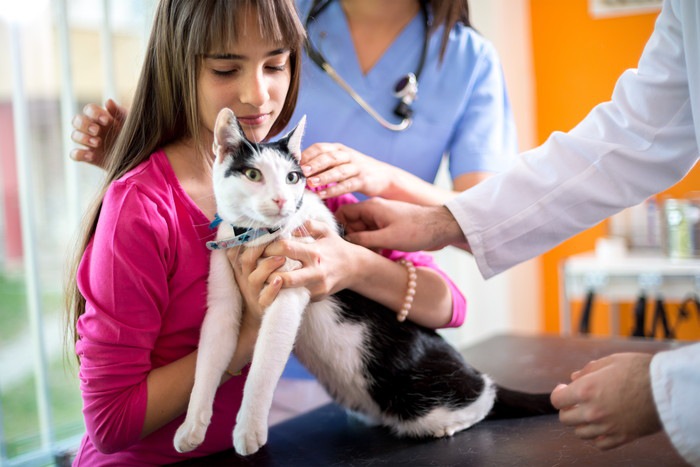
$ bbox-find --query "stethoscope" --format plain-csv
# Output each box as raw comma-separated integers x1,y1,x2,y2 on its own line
304,0,429,132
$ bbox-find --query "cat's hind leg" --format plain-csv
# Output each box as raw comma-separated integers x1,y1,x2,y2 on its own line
233,287,309,456
174,250,242,453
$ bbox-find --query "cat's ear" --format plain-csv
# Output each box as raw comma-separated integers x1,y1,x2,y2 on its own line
285,115,306,162
213,108,245,162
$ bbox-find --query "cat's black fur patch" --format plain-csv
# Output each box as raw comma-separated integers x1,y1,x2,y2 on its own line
333,289,555,422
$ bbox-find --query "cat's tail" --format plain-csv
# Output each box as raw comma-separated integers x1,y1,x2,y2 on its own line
487,386,557,419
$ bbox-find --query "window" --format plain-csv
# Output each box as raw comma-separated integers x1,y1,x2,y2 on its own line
0,1,155,464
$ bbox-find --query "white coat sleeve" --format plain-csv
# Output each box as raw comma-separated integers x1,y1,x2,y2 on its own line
650,343,700,466
445,0,699,279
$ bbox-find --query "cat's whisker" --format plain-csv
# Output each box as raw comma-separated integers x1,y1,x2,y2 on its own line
294,225,313,239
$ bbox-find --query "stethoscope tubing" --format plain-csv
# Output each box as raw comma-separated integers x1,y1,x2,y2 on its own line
304,0,429,132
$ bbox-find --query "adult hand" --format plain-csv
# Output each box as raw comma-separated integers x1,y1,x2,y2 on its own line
227,245,285,323
263,220,355,301
70,98,127,168
335,198,469,252
550,352,662,450
301,143,394,199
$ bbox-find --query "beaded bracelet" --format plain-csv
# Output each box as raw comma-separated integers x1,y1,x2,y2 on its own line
397,259,417,322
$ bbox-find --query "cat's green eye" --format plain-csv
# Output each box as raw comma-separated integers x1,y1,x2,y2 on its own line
244,168,263,182
287,172,302,184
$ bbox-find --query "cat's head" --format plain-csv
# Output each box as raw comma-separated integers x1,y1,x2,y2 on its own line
212,107,307,229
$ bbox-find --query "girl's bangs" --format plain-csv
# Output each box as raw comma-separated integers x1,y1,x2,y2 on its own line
205,0,304,53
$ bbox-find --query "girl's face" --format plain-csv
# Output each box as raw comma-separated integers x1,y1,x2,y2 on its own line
198,23,292,144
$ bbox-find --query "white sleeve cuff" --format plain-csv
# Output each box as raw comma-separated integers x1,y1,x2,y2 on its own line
650,344,700,466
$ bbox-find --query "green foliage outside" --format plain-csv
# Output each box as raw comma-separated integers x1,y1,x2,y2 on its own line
0,273,84,460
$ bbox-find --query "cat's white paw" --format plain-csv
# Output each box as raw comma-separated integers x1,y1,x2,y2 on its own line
233,413,269,456
432,420,473,438
173,419,208,453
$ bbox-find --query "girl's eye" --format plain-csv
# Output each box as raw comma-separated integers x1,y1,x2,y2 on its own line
266,64,286,72
244,168,263,182
286,172,302,184
212,68,238,76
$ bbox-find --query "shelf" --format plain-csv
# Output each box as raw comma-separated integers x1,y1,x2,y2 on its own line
559,251,700,335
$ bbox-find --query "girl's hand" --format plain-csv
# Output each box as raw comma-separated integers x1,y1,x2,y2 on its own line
263,220,357,301
227,245,285,325
70,98,127,168
301,143,394,199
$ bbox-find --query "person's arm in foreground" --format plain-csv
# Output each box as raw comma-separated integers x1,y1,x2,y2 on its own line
336,198,470,253
551,343,700,466
550,353,661,450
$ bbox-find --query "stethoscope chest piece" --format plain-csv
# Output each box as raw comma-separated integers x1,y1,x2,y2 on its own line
393,72,418,119
305,0,428,131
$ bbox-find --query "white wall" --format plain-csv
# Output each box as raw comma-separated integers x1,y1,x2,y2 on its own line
437,0,542,348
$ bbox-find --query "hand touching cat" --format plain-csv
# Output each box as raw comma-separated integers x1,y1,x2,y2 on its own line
263,220,356,301
70,99,126,167
550,352,662,450
336,198,470,252
301,143,396,199
227,246,285,321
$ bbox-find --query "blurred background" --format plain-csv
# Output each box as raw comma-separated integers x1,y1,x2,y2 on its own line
1,0,698,465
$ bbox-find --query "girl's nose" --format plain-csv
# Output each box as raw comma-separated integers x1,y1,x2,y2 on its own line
239,71,268,108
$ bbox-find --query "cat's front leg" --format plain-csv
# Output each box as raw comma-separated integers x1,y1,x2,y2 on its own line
174,250,242,453
233,287,310,456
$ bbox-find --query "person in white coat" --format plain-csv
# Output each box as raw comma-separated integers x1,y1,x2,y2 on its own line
335,0,700,465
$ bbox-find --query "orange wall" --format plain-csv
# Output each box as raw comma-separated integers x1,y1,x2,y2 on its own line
529,0,700,338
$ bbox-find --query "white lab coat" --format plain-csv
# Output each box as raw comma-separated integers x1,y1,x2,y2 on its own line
445,1,700,464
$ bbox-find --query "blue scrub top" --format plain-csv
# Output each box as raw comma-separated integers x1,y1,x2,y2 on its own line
283,0,518,380
290,0,517,188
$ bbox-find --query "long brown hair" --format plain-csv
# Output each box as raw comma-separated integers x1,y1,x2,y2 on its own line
429,0,472,62
65,0,306,351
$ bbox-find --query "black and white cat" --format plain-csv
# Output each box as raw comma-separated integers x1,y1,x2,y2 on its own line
173,108,555,457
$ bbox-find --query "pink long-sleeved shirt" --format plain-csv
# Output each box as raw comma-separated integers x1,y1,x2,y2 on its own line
73,150,465,465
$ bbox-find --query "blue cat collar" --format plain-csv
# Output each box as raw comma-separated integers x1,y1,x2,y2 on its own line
209,213,223,230
206,226,280,250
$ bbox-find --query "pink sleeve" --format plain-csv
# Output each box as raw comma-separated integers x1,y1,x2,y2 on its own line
75,181,171,453
326,194,467,328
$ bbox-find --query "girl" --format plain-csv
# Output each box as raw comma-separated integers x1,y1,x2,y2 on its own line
66,1,304,464
66,0,464,464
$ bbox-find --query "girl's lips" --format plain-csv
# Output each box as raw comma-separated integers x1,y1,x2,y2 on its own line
237,114,269,126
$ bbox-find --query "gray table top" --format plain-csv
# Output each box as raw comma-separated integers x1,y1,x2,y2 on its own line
173,333,690,466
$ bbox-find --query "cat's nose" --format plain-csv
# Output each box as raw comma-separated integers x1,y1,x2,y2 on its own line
273,198,286,210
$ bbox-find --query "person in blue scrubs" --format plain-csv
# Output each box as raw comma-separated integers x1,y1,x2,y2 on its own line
70,0,517,423
294,0,517,204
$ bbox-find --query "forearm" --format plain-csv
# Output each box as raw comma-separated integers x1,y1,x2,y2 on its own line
141,324,257,438
380,164,494,207
380,165,458,206
142,351,197,437
347,247,453,328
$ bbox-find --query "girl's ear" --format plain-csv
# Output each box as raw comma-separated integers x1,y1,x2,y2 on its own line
285,115,306,162
213,107,246,162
